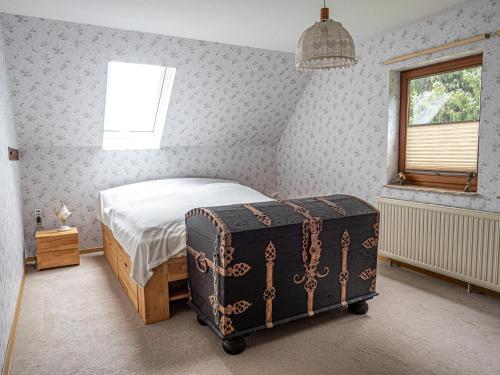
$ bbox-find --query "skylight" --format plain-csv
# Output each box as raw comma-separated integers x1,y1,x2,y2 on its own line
102,62,176,150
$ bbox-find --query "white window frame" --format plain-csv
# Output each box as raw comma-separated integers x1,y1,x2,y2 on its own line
102,62,176,150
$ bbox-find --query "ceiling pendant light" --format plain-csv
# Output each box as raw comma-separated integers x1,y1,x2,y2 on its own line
295,0,356,71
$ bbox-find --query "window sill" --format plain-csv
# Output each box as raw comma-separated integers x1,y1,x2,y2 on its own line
384,184,480,197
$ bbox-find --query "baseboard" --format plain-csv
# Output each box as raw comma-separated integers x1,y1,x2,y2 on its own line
79,247,104,255
25,247,103,264
1,270,26,375
378,255,500,299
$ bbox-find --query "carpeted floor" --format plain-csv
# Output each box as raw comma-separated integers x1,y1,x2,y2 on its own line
10,254,500,375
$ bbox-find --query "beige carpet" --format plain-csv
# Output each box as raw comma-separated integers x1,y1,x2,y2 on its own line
10,254,500,375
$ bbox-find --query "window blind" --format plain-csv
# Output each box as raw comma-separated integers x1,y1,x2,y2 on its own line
406,121,479,173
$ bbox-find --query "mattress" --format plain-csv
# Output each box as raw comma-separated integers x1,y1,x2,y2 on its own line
95,178,273,287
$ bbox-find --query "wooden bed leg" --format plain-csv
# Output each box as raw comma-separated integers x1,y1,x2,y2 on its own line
138,262,170,324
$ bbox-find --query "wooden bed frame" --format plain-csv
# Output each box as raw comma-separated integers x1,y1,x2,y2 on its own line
102,224,188,324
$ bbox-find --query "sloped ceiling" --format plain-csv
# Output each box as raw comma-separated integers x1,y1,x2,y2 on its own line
1,14,310,148
0,0,474,52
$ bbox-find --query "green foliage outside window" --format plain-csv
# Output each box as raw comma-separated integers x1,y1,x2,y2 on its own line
408,66,481,125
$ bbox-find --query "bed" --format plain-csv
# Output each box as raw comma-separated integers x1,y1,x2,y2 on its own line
95,178,273,324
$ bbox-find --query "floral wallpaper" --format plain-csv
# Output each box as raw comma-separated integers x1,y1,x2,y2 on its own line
1,14,309,148
278,0,500,214
20,145,277,253
2,0,498,264
0,13,310,255
0,28,24,370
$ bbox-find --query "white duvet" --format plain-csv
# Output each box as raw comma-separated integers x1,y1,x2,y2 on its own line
95,178,272,287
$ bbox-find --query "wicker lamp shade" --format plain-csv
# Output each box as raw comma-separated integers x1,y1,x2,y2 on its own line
296,6,356,71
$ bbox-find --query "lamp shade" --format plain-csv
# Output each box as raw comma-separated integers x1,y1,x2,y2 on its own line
296,8,356,71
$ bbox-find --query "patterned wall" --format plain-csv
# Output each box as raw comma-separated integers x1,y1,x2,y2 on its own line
0,14,310,255
278,0,500,213
1,14,310,148
20,145,276,252
0,27,24,370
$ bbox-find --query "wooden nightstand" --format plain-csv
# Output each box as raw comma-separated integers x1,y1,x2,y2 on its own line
35,228,80,270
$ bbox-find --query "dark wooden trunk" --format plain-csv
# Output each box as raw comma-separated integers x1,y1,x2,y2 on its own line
186,195,379,343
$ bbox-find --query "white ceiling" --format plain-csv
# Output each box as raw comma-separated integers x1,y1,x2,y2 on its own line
0,0,474,52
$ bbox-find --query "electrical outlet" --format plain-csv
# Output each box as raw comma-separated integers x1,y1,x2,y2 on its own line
35,208,42,225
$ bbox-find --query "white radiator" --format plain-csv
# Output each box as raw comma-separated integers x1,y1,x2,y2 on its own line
377,197,500,292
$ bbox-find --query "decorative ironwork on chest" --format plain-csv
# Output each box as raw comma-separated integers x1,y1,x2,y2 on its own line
185,195,380,349
281,200,330,316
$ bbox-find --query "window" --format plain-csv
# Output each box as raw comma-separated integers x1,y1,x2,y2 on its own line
103,62,176,150
399,54,482,191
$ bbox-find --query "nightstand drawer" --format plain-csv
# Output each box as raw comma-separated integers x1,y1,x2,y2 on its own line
37,248,80,270
36,234,78,253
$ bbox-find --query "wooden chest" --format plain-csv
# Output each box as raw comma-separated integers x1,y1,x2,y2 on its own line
186,195,379,354
35,228,80,270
